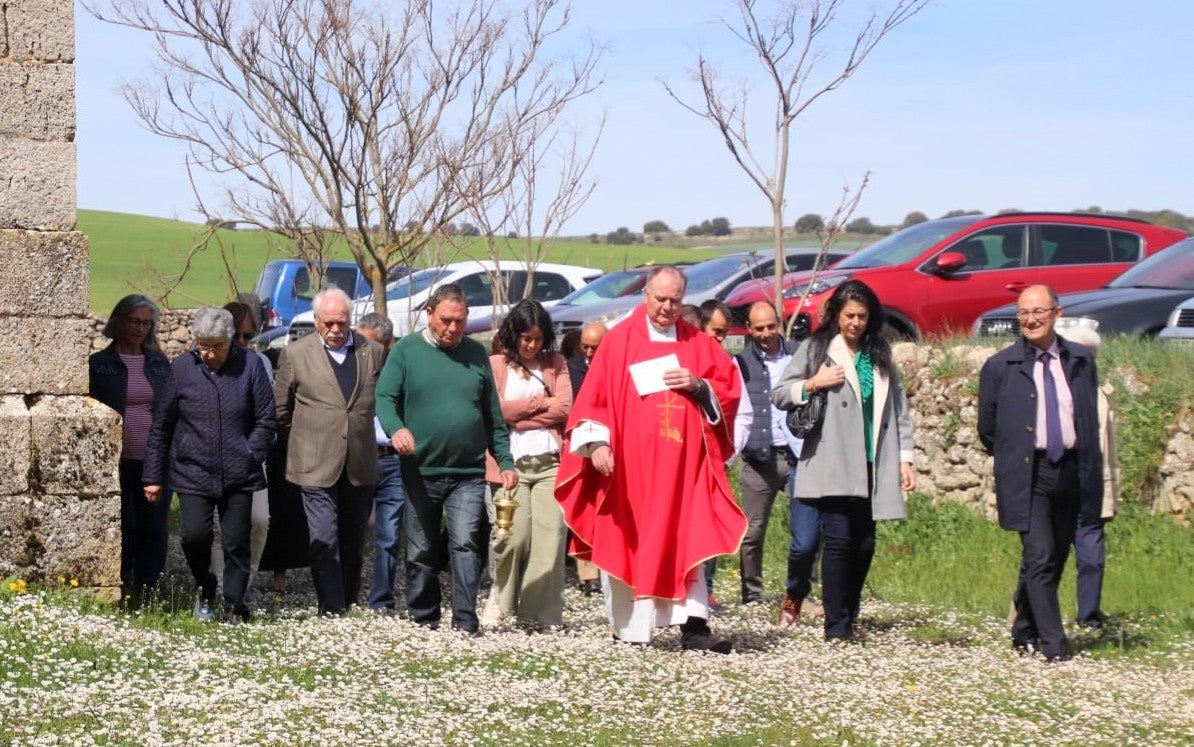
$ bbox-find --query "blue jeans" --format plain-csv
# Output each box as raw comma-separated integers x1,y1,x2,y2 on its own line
403,471,487,632
785,466,822,602
786,496,822,602
368,454,406,611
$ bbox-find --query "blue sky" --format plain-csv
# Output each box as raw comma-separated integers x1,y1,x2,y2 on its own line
76,1,1194,234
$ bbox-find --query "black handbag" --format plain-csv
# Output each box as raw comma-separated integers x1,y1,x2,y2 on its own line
785,388,827,439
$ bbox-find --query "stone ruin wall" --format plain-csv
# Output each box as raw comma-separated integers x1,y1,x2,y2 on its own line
0,1,123,595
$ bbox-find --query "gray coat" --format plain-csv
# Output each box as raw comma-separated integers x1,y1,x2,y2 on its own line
771,335,915,520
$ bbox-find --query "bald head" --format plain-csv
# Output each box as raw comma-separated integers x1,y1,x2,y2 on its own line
746,301,781,354
1016,284,1061,351
580,321,607,362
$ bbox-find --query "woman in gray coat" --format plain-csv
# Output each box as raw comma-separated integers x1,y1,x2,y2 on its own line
771,280,915,642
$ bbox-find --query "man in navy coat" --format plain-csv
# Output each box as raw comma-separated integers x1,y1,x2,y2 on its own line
978,284,1102,663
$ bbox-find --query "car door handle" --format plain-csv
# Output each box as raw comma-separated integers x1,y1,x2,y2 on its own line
1005,281,1028,292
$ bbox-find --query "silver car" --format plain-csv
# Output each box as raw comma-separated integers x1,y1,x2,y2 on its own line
1158,296,1194,343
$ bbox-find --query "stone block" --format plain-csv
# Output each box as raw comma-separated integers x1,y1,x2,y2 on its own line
0,62,75,141
0,316,90,394
0,139,76,231
0,229,89,316
29,395,121,496
3,0,75,61
0,492,121,587
0,396,31,495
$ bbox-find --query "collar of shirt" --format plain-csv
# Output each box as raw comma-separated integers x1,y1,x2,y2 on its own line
323,331,354,364
645,314,677,341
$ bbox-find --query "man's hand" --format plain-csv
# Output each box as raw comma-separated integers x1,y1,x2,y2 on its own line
663,367,700,393
143,484,164,504
590,444,614,476
900,462,916,492
499,469,519,492
391,428,416,455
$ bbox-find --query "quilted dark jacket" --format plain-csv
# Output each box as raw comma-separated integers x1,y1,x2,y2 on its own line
143,346,276,496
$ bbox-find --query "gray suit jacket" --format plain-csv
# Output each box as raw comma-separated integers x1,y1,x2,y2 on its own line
274,332,385,488
771,334,915,520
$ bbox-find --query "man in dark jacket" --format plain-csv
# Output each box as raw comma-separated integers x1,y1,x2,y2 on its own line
732,303,803,615
978,285,1102,663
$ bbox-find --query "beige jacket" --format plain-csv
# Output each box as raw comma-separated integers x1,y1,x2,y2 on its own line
274,332,386,488
1098,381,1120,519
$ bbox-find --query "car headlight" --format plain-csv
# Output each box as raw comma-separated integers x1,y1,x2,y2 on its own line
591,308,632,327
782,274,848,300
1054,316,1099,334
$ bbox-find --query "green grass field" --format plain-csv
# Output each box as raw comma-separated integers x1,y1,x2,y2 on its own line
79,210,743,314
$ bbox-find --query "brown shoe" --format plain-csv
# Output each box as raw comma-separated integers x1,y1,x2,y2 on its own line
776,596,801,627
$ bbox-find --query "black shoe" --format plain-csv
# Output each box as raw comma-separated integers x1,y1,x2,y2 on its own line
1012,638,1040,657
579,579,601,597
1044,652,1072,664
680,618,732,654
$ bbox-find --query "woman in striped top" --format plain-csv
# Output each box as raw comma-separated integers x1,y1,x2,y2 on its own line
89,294,173,606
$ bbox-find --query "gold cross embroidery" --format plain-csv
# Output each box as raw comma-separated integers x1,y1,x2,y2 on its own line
657,391,684,444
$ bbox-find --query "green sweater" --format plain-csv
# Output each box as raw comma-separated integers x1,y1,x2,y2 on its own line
376,332,514,477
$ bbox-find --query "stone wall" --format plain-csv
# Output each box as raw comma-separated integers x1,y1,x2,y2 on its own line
0,1,123,595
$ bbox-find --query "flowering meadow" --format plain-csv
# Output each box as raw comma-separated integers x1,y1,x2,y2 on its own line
2,568,1192,747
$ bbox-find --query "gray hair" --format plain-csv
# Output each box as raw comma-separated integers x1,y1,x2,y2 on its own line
312,287,353,319
1063,325,1102,351
103,294,160,349
356,312,394,345
192,306,235,341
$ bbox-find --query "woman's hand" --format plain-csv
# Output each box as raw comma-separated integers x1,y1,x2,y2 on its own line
144,484,164,504
899,462,916,492
808,362,845,394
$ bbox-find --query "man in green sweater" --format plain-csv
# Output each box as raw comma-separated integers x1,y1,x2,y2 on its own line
376,284,518,634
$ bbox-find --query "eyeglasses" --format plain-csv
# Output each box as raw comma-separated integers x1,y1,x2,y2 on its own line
580,343,600,351
1015,306,1058,320
125,318,153,328
196,342,229,355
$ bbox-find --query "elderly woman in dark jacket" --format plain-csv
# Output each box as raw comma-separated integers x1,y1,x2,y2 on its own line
144,307,276,622
89,294,173,604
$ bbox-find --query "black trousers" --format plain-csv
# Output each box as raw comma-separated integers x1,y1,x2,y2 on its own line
179,490,252,617
118,459,172,598
301,472,372,615
819,497,875,640
1011,451,1079,658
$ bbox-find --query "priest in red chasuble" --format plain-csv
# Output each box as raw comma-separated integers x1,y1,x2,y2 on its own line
555,266,746,653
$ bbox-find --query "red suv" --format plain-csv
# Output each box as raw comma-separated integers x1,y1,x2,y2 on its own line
725,213,1187,339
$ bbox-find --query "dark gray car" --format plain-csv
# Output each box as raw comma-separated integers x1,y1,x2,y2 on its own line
550,248,848,337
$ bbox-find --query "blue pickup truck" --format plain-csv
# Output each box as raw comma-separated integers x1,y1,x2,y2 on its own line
251,259,373,350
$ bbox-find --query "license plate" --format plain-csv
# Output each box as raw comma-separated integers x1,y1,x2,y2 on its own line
724,334,745,353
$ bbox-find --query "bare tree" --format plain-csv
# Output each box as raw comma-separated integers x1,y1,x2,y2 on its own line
458,114,603,325
663,0,928,318
85,0,602,314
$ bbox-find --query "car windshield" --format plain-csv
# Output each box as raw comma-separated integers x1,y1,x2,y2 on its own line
384,268,443,300
684,255,766,292
834,216,984,269
559,270,645,305
1108,238,1194,290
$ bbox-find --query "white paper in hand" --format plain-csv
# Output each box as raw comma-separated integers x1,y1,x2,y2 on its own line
629,353,681,396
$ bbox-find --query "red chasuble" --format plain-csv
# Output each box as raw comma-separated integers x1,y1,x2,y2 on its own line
554,307,747,601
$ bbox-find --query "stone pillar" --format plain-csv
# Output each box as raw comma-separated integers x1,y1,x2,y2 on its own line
0,1,122,596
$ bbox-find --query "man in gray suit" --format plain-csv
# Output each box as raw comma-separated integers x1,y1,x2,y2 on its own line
274,288,386,615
